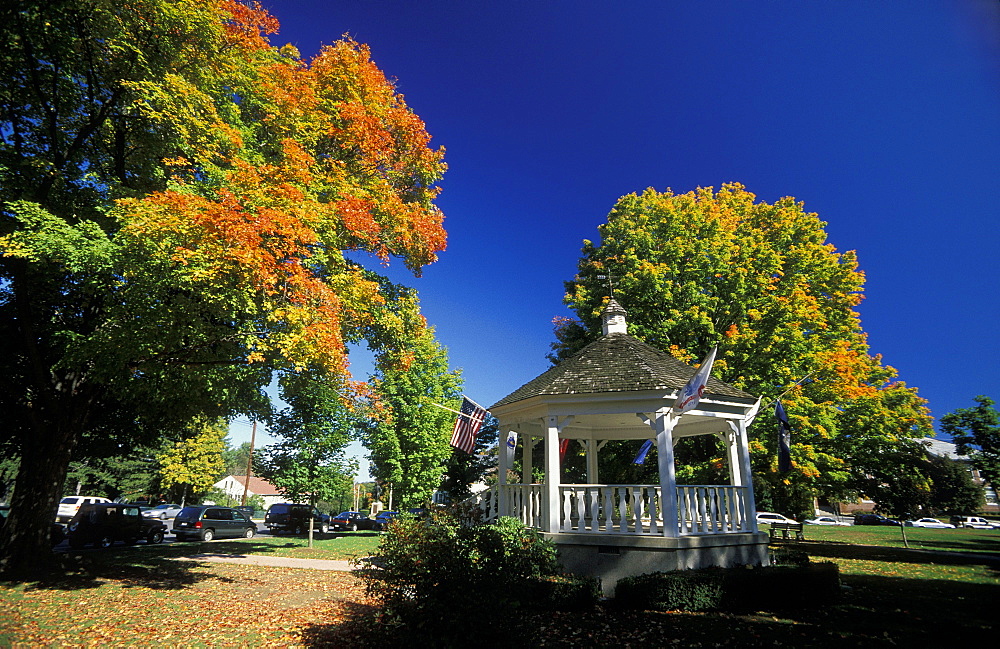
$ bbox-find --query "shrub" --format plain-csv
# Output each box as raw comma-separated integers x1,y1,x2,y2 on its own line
614,570,725,611
527,573,602,610
357,510,594,646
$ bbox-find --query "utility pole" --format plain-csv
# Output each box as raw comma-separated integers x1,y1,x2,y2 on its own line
241,420,256,507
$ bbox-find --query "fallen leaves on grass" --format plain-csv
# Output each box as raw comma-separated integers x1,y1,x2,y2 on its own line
1,563,370,647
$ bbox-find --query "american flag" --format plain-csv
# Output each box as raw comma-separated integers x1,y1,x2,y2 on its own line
776,399,792,473
450,397,487,454
674,346,718,413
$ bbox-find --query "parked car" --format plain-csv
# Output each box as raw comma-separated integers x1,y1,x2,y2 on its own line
804,516,849,526
67,503,167,548
234,506,255,518
949,516,993,529
264,503,330,535
141,503,183,520
853,513,901,526
990,520,1000,530
372,511,402,531
907,518,955,529
330,511,375,532
173,506,256,541
0,505,67,547
56,495,112,523
755,512,797,525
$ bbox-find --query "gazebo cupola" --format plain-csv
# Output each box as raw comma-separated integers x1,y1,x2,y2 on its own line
601,298,628,335
474,298,769,593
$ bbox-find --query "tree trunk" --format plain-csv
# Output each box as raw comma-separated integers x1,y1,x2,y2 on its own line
0,419,79,578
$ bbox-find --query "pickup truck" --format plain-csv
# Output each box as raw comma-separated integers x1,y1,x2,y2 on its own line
950,516,994,529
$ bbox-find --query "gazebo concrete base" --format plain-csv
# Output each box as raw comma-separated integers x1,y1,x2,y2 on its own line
544,531,770,596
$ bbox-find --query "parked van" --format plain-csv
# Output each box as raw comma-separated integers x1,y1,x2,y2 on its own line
56,495,111,523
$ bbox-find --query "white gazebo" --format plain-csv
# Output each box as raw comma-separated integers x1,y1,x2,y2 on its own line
473,300,769,593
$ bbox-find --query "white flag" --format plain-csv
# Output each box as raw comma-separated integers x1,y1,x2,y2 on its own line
673,346,718,413
505,431,518,463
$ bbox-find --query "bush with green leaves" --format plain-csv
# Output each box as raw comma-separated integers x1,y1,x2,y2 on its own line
358,510,597,646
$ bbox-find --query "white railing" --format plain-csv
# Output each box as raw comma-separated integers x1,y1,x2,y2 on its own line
557,484,752,536
462,484,543,527
465,484,752,536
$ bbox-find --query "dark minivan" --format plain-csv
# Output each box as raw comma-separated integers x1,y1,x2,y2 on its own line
173,506,257,541
264,503,330,534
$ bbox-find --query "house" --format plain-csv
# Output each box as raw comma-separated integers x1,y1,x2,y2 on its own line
469,300,768,595
214,475,288,509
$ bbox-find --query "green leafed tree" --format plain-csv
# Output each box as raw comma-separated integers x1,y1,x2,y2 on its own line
253,369,358,508
557,184,931,515
940,396,1000,488
926,454,984,516
362,322,463,508
222,440,254,481
157,419,227,506
0,1,446,574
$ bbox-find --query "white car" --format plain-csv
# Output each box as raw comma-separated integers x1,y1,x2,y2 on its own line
56,495,111,523
142,503,183,520
907,518,955,529
804,516,849,526
756,512,797,525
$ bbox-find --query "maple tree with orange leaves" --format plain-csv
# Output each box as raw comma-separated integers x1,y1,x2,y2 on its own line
556,184,931,519
0,0,447,575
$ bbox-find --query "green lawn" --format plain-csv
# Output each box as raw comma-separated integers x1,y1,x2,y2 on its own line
792,523,1000,555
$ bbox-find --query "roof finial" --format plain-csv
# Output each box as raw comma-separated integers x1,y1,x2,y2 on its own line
596,274,615,298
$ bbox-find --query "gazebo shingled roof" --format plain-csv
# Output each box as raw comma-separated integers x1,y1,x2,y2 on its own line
491,332,753,409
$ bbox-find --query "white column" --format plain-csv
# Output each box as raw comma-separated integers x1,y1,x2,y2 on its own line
725,429,743,486
735,418,759,532
544,416,561,533
497,427,510,516
654,408,680,538
586,439,599,484
523,436,533,484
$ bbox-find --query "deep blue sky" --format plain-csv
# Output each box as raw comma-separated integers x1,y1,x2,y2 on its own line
233,1,1000,470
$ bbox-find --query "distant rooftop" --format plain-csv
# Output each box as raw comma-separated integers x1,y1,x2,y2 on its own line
919,437,969,461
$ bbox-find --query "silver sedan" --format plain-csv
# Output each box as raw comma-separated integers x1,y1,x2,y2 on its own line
142,504,183,520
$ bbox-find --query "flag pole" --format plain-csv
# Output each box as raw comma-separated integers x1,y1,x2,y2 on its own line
431,401,466,417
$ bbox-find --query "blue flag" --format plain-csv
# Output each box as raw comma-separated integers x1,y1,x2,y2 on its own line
633,439,654,465
776,400,792,473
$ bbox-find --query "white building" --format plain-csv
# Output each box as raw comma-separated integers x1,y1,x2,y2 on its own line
214,475,287,509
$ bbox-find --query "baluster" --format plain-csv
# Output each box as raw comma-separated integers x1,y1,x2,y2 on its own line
601,487,612,533
730,487,738,531
736,486,747,531
648,487,659,535
617,487,627,533
679,487,688,534
631,487,643,534
574,488,586,531
694,487,705,534
708,487,719,534
562,489,573,531
587,487,601,532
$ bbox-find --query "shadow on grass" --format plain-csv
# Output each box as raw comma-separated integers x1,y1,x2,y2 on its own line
295,570,1000,648
801,541,1000,567
1,549,233,593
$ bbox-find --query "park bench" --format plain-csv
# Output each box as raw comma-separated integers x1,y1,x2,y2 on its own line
768,521,804,541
